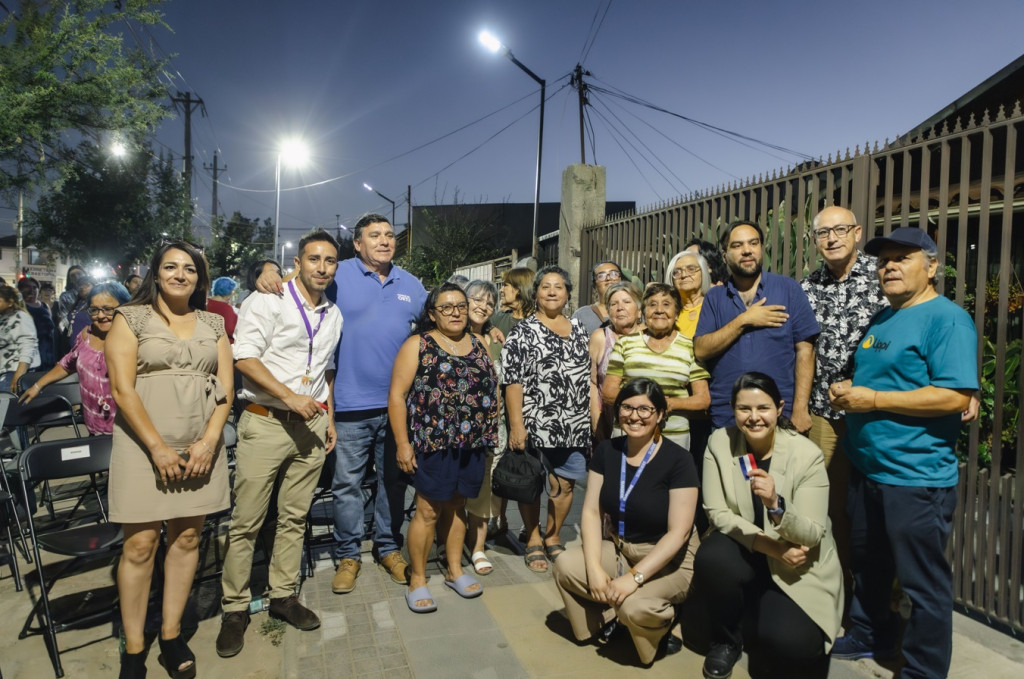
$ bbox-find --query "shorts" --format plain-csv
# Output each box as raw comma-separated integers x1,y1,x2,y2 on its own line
538,446,588,482
411,447,486,502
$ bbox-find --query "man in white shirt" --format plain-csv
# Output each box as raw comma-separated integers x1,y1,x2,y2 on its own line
216,230,343,658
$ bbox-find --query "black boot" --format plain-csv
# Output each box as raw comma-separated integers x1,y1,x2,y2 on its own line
119,649,147,679
157,635,196,679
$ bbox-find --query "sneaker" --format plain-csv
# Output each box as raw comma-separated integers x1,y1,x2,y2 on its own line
332,558,360,594
702,642,742,679
831,634,898,661
215,611,250,658
378,551,410,585
269,594,320,631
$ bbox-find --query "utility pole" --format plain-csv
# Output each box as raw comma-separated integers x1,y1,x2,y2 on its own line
571,64,591,164
203,151,226,220
171,91,206,194
407,184,412,252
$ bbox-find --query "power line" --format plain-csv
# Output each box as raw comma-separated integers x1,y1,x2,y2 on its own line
579,0,615,65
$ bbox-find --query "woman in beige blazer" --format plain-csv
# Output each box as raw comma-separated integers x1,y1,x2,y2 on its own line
696,372,842,679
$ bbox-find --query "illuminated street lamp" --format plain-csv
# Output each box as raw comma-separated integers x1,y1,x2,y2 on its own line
479,29,545,259
280,241,293,267
363,183,396,228
274,138,309,258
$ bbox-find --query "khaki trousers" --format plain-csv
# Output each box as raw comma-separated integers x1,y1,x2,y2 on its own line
808,413,851,592
553,532,699,664
220,410,328,611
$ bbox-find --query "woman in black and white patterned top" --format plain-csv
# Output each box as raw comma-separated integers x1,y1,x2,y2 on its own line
501,265,597,574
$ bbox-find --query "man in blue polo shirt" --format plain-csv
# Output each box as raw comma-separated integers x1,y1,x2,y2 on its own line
829,227,977,678
694,220,819,431
259,213,427,594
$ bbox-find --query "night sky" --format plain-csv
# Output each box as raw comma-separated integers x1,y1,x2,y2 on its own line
6,0,1024,246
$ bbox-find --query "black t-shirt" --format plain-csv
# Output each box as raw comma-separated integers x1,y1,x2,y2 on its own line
590,436,698,543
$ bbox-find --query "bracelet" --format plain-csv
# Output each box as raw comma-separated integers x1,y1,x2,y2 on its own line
872,391,878,410
198,439,212,455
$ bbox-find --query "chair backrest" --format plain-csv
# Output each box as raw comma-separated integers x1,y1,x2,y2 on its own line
19,435,113,483
223,420,237,450
16,370,52,394
37,374,83,408
4,395,77,429
0,392,14,430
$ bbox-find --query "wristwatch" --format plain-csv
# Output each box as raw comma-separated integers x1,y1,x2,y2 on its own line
630,567,645,586
767,495,786,518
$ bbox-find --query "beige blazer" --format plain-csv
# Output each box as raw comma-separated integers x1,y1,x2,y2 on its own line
702,427,843,649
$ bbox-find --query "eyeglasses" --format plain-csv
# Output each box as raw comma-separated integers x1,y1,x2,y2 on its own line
87,306,118,317
671,266,701,279
595,270,622,282
469,296,495,311
434,303,468,316
619,403,657,419
811,224,856,241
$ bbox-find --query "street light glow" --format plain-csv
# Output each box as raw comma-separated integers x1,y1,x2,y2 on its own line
110,142,127,157
279,138,309,167
363,182,374,192
478,30,502,54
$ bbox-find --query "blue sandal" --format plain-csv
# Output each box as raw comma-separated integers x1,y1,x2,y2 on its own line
405,586,437,613
444,574,483,598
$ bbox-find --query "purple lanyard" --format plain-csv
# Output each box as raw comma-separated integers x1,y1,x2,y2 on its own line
287,280,326,376
618,440,656,538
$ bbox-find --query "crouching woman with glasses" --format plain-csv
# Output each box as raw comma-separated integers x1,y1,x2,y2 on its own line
553,378,699,665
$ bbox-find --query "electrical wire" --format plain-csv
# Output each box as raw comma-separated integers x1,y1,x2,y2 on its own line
579,0,614,65
585,103,667,201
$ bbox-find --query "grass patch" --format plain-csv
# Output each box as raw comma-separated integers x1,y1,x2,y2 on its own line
259,616,287,646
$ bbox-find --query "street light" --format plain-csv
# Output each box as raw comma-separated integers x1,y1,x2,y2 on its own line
363,183,396,228
479,29,545,259
274,138,309,259
280,241,293,267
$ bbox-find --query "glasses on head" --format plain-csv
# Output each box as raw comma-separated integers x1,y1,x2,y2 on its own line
671,265,701,279
159,237,205,254
811,224,856,241
619,403,657,419
469,296,495,311
88,306,118,317
595,270,622,282
434,302,468,316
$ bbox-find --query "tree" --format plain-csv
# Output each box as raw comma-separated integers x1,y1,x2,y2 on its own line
205,211,275,279
0,0,170,198
26,141,193,271
398,190,505,287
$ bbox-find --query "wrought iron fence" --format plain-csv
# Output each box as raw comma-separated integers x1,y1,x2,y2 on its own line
581,101,1024,633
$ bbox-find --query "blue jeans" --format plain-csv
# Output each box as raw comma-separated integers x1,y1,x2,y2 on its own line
331,409,406,560
846,470,958,679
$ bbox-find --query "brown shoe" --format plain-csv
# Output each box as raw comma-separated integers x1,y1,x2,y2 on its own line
332,558,361,594
378,551,410,584
269,594,320,631
216,611,250,658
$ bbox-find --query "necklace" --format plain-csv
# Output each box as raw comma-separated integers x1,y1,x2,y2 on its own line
435,331,468,354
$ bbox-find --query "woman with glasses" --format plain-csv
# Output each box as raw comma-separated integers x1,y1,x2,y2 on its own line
501,265,597,572
590,281,643,442
695,372,841,679
553,378,699,664
572,260,624,336
602,283,710,455
19,282,131,435
389,282,499,613
105,240,233,679
665,251,711,338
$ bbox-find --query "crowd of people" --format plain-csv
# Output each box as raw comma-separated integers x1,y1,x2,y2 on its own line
0,204,977,679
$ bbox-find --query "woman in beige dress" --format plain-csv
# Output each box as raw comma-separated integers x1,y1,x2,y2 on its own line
106,240,233,679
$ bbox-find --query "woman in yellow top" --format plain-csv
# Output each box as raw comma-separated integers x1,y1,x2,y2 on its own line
665,250,710,338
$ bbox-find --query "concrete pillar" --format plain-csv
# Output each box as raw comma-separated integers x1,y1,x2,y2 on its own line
559,164,606,310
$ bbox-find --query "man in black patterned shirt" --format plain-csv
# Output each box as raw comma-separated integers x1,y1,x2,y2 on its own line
800,206,887,582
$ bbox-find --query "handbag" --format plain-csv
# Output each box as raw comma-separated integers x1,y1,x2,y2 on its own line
491,447,546,503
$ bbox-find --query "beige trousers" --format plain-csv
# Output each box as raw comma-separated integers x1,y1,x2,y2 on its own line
220,410,328,611
808,413,851,587
553,532,699,664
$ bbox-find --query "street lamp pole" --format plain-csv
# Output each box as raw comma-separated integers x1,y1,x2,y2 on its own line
273,138,309,261
274,154,282,260
479,31,545,260
280,241,292,267
363,183,396,227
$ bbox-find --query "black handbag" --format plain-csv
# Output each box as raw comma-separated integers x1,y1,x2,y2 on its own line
491,447,546,503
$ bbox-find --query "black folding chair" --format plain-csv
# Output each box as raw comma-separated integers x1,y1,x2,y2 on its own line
0,393,32,565
16,435,122,678
0,486,22,591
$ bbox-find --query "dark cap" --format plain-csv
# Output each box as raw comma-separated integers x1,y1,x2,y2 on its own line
865,227,937,256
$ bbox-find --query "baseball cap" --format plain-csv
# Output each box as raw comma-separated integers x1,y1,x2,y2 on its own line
865,227,937,256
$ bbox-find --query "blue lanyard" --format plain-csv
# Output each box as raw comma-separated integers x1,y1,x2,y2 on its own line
618,440,657,537
287,280,326,376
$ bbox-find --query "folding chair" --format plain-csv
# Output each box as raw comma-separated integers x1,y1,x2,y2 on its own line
0,486,22,591
301,451,377,578
0,393,32,566
16,435,122,678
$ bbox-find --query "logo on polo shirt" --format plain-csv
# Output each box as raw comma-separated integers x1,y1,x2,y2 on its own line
861,334,890,351
397,293,412,303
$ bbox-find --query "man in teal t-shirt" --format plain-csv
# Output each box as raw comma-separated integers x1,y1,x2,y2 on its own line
828,227,977,679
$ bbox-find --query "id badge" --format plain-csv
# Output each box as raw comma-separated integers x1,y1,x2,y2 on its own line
297,374,313,396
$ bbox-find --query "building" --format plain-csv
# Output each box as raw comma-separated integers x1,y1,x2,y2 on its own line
0,235,76,293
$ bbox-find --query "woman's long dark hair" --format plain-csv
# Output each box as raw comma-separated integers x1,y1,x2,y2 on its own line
126,240,210,320
730,371,796,431
414,282,467,334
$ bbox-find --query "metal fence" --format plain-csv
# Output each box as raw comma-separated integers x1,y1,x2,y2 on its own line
581,101,1024,633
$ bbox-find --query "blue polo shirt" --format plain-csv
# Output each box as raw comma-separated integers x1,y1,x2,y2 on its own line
327,258,427,412
695,271,819,428
844,296,977,487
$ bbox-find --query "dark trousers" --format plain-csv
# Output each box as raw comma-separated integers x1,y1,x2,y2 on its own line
693,531,829,678
846,470,958,679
